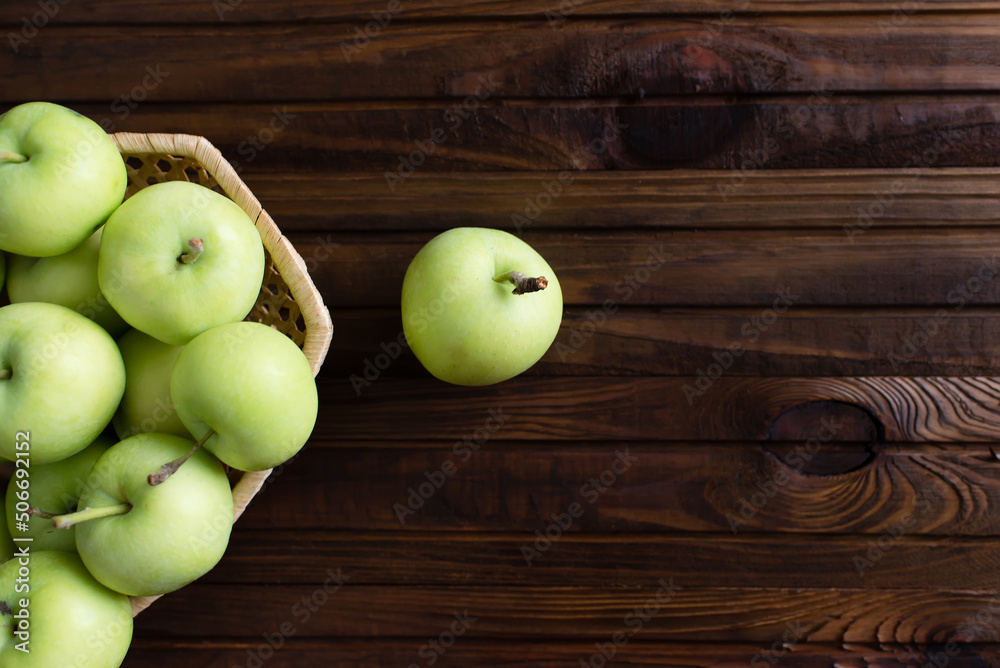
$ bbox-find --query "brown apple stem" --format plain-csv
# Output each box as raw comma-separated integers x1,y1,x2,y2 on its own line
51,503,132,530
147,429,215,486
493,270,548,295
0,368,10,380
26,507,58,519
178,237,204,264
0,151,27,164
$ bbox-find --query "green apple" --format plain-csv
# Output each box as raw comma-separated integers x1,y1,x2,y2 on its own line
0,302,125,464
0,102,126,257
169,321,318,472
0,550,132,667
98,180,265,345
113,329,190,441
0,253,5,291
401,227,562,385
6,437,113,552
0,491,12,563
6,227,128,336
55,432,233,597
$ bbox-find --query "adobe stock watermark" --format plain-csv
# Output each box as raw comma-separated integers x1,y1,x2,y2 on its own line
8,0,70,54
385,75,500,192
682,286,799,405
843,127,961,243
521,449,637,565
579,578,681,668
854,492,934,576
340,0,403,62
552,244,671,360
511,117,628,233
407,611,477,667
750,621,808,667
726,416,842,533
888,255,998,372
393,408,510,524
716,87,830,201
232,568,351,668
229,107,298,174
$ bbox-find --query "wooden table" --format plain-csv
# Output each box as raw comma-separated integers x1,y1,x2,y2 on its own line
6,1,1000,665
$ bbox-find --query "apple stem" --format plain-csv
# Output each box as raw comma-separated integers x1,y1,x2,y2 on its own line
0,151,27,164
51,503,132,530
178,238,204,264
147,429,215,486
493,270,549,295
26,507,57,519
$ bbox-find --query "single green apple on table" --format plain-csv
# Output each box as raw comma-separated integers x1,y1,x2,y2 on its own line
50,432,233,597
6,437,113,552
0,101,127,257
0,551,133,667
162,321,318,475
6,227,129,336
0,302,125,464
113,329,190,441
98,180,265,345
401,227,563,385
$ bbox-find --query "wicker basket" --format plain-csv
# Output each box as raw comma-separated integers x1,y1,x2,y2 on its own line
110,133,333,616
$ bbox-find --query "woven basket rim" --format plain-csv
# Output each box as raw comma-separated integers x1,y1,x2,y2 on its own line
109,132,332,617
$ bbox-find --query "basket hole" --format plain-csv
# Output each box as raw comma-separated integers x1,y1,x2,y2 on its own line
266,283,280,296
145,175,161,186
125,156,144,169
155,159,173,173
278,306,290,321
295,314,305,331
184,166,201,182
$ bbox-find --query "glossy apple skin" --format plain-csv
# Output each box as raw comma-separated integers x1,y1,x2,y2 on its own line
0,303,125,464
0,551,133,667
171,321,318,471
5,437,113,552
75,433,233,597
401,227,563,385
113,329,190,441
0,102,126,257
98,180,265,345
7,227,128,336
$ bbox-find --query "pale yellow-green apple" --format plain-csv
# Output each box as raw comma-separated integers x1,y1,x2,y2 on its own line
6,437,113,552
166,321,318,473
98,180,265,345
0,302,125,464
401,227,562,385
113,329,190,441
6,227,128,336
0,102,126,257
51,433,234,597
0,551,133,667
0,492,12,562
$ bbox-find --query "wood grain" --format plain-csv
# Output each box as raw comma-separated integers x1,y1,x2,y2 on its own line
130,583,1000,643
329,307,1000,377
293,229,1000,308
234,442,1000,535
55,98,1000,173
316,376,1000,443
10,19,1000,101
121,639,1000,667
245,168,1000,232
6,0,999,23
208,530,1000,588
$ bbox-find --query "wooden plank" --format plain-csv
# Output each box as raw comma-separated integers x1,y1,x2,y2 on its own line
6,0,1000,24
122,639,1000,668
245,169,1000,232
329,307,1000,377
235,442,1000,535
9,19,1000,101
316,376,1000,442
52,98,1000,173
292,229,1000,307
210,530,1000,589
129,583,1000,643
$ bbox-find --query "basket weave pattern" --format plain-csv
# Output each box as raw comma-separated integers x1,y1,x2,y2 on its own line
110,133,333,615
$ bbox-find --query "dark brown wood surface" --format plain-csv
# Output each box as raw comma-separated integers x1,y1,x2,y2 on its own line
7,0,1000,665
